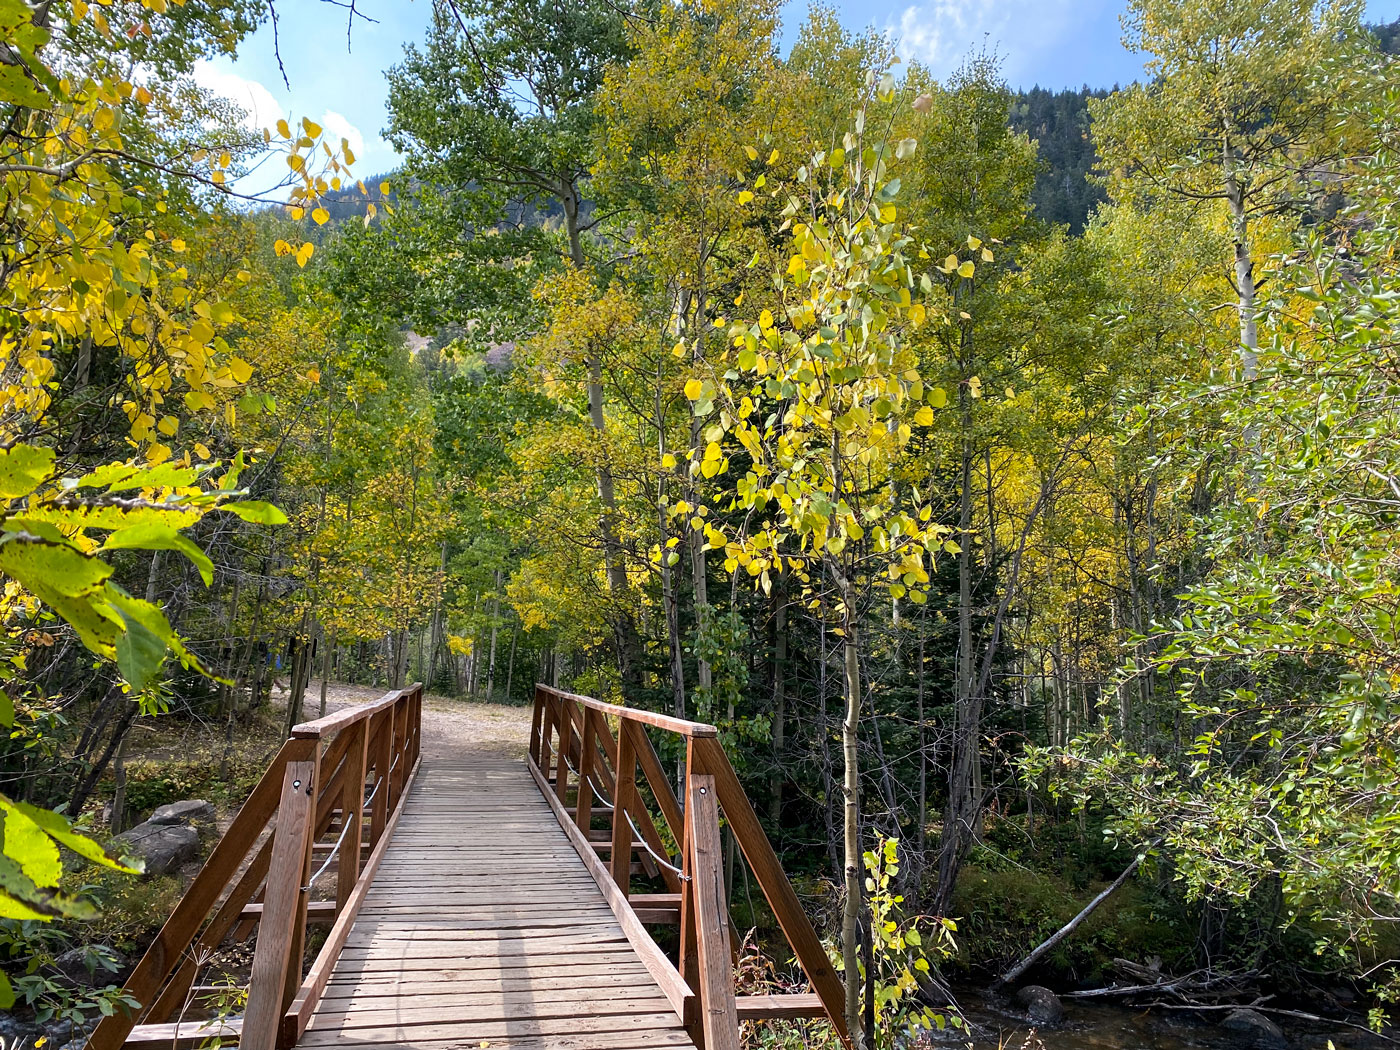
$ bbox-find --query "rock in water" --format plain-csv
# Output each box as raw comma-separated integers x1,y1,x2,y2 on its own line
115,821,200,876
1014,985,1065,1024
148,799,215,825
1221,1008,1288,1048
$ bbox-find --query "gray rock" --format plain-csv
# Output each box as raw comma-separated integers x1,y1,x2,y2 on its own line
115,821,200,876
0,1013,41,1042
1221,1008,1288,1048
148,799,215,826
1014,984,1064,1024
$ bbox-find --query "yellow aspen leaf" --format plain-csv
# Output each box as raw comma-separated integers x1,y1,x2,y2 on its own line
379,180,391,195
967,235,982,250
755,174,766,188
737,190,754,205
968,375,982,398
135,85,151,104
312,207,330,226
929,387,948,408
156,415,178,436
302,117,322,137
768,149,780,165
273,239,291,256
671,341,686,359
295,242,315,268
276,118,291,139
684,379,703,400
228,357,253,384
194,443,210,459
306,368,321,383
982,247,994,262
662,453,677,469
942,254,958,272
343,142,357,165
745,145,758,161
957,260,975,278
759,309,773,330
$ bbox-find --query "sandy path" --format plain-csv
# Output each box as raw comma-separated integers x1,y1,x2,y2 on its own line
304,680,532,761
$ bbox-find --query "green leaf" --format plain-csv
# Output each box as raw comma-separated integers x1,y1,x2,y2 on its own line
0,444,54,499
0,802,61,888
103,522,214,586
218,500,288,525
15,802,139,874
114,610,167,692
78,462,199,494
0,534,119,655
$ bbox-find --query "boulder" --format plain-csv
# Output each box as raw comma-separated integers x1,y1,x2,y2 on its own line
1221,1008,1287,1048
148,799,215,826
0,1013,41,1044
0,1013,74,1046
1013,984,1064,1024
115,821,199,876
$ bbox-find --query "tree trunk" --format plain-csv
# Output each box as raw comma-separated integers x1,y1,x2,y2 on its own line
110,730,129,833
769,594,786,828
934,344,980,919
1223,136,1258,380
839,575,866,1050
319,630,334,717
563,189,640,699
487,569,501,700
503,624,518,703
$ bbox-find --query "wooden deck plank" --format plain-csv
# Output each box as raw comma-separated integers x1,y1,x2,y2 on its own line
302,759,696,1050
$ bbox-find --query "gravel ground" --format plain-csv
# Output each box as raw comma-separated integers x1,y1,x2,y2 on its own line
303,680,532,760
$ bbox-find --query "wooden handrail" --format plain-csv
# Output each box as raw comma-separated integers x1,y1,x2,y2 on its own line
535,683,719,738
90,684,423,1050
528,683,850,1050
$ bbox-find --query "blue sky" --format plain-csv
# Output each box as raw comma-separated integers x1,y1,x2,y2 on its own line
197,0,1400,185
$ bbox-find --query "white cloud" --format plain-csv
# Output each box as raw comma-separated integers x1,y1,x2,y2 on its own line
318,110,366,158
193,60,286,131
891,0,1075,81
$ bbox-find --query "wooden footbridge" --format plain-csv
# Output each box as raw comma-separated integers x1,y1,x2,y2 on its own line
91,685,848,1050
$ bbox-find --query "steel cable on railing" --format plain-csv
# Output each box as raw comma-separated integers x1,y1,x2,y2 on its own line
301,808,356,892
556,733,688,880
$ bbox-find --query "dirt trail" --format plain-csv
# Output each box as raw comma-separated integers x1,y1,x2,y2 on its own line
305,680,532,761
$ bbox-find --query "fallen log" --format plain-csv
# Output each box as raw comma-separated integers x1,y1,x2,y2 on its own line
990,837,1163,992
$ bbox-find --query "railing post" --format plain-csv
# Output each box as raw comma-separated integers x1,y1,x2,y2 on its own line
243,758,317,1050
369,707,392,851
575,704,596,833
337,719,369,911
553,697,572,805
611,717,636,897
389,694,407,807
529,686,544,765
687,773,740,1050
539,691,556,780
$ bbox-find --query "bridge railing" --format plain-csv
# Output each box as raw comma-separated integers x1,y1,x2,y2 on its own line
529,683,849,1050
90,684,423,1050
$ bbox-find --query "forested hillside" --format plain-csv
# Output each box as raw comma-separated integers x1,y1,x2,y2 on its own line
2,0,1400,1047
